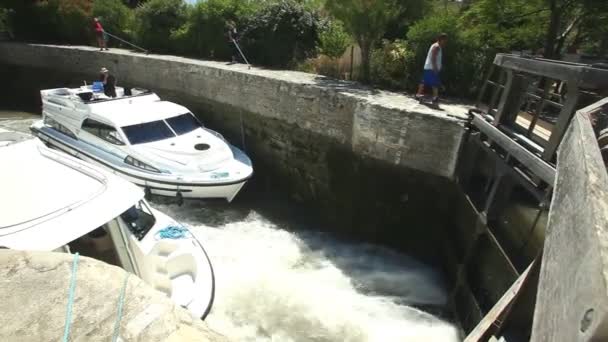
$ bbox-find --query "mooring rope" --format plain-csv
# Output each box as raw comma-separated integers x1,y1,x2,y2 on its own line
155,225,191,240
104,31,149,54
62,252,80,342
112,273,130,342
61,252,132,341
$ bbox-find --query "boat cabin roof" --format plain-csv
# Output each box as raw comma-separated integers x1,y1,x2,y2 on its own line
41,86,191,128
90,100,190,128
0,132,143,251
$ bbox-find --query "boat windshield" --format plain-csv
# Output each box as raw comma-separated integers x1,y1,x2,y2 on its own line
166,113,202,136
120,200,156,241
122,120,175,145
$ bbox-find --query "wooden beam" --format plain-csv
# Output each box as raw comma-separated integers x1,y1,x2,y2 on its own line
472,114,556,185
541,83,580,161
493,54,608,89
464,259,538,342
493,72,530,127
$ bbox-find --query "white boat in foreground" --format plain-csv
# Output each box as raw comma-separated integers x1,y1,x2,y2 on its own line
0,129,215,319
32,85,253,203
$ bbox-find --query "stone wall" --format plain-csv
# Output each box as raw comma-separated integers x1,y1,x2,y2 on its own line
0,250,226,341
531,99,608,341
0,43,466,178
0,43,468,264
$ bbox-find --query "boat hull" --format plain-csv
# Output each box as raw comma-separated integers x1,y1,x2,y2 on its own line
32,123,250,202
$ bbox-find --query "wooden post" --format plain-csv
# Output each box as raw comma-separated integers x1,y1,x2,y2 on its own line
541,83,580,161
493,71,530,127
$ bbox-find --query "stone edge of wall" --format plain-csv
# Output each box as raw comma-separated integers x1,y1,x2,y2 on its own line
0,42,467,179
531,98,608,341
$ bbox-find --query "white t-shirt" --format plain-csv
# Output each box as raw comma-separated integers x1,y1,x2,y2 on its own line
424,42,442,71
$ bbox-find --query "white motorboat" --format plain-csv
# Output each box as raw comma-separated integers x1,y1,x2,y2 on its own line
32,85,253,203
0,129,215,319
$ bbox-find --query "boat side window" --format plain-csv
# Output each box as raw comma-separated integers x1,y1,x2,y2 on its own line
82,118,125,146
165,113,203,136
120,200,156,241
44,116,78,140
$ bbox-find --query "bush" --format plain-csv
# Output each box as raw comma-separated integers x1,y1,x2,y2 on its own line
318,19,350,60
405,14,482,98
370,39,411,90
134,0,188,53
174,0,258,59
242,0,327,68
92,0,134,42
7,0,92,44
0,8,7,31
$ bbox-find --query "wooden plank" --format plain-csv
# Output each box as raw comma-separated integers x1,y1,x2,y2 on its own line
541,84,580,161
472,113,556,185
464,259,537,342
494,54,608,89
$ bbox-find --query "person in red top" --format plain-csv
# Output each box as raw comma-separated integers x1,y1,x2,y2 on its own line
93,18,108,51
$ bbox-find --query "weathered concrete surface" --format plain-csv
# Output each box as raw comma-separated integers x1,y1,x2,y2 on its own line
531,99,608,341
0,43,467,179
0,250,226,342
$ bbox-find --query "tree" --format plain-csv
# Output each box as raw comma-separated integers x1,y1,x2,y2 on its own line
3,0,92,44
93,0,134,41
460,0,547,56
242,0,326,68
318,19,350,60
133,0,188,52
542,0,608,58
326,0,401,82
174,0,258,59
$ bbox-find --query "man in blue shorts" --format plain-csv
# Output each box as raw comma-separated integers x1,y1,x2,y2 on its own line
416,33,448,104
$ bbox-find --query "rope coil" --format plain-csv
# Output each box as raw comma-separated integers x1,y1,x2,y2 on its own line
155,225,191,240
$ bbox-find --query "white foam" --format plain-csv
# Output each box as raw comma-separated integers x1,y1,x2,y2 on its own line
153,202,461,342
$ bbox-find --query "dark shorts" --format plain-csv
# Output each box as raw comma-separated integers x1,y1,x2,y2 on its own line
95,31,103,38
422,69,441,87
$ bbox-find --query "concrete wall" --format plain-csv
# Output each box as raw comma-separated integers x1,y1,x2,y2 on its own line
531,99,608,341
0,250,226,341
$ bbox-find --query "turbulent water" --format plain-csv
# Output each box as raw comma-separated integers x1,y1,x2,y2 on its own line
154,201,460,342
1,110,460,342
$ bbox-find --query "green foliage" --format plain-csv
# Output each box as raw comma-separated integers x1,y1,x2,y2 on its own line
5,0,92,44
370,39,411,89
405,14,481,98
326,0,402,81
173,0,258,59
459,0,546,55
383,0,431,40
134,0,188,53
93,0,134,41
0,8,10,33
318,20,350,59
242,0,326,68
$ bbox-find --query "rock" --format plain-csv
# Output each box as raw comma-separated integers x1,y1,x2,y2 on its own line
0,250,227,342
